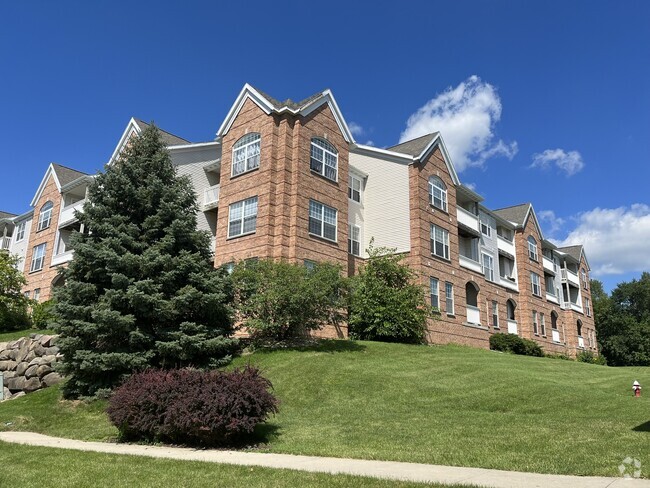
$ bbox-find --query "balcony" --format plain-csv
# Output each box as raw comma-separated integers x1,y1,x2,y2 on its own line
552,329,561,343
59,199,85,228
507,319,517,334
546,292,559,304
561,268,580,287
499,277,518,292
497,235,515,258
51,250,74,266
457,207,480,235
203,185,220,210
459,254,482,274
466,305,481,325
1,236,10,250
542,256,556,274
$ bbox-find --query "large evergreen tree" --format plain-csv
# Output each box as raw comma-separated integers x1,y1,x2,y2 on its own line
54,125,237,398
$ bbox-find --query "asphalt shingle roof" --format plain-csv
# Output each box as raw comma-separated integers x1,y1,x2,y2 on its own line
492,203,531,226
133,119,190,146
386,133,438,157
0,211,17,221
557,245,583,261
251,86,324,111
52,164,88,187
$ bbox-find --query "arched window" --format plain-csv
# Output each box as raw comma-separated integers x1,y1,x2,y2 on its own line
232,133,261,176
527,236,538,261
428,176,447,211
310,138,338,181
506,299,516,321
465,282,479,307
38,201,53,231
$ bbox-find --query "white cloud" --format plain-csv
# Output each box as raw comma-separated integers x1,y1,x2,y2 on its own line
364,140,375,147
555,204,650,276
531,148,585,176
399,75,517,171
538,209,566,236
348,121,365,137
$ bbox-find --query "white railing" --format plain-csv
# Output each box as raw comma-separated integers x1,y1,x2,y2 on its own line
1,236,10,250
51,250,74,266
552,329,561,343
203,184,220,210
542,256,555,273
459,254,482,274
546,292,559,304
561,268,580,286
466,305,480,325
457,207,479,233
571,302,583,313
59,199,86,227
499,277,518,292
578,336,585,348
497,235,515,256
507,319,518,334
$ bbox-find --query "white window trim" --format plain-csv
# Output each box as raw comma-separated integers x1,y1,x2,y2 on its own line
15,221,26,242
428,176,448,212
38,202,53,232
431,224,450,260
540,313,546,336
492,300,499,328
309,200,338,242
30,243,47,272
532,310,538,335
531,272,541,296
231,133,261,177
445,281,455,315
348,174,362,203
348,223,361,256
310,138,338,182
227,196,258,238
430,277,440,310
528,236,538,261
482,253,494,282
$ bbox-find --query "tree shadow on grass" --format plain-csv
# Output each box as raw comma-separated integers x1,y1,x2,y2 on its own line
632,421,650,432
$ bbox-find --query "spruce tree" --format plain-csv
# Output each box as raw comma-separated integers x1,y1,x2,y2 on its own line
54,124,237,398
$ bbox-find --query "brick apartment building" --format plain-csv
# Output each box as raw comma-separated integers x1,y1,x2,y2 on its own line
0,84,596,356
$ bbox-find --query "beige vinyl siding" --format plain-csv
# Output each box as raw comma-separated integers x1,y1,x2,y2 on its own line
349,151,410,254
9,217,33,272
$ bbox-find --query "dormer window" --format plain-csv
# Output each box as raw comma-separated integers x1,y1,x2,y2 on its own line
527,236,538,261
37,201,53,231
310,138,338,182
232,133,261,177
428,176,447,211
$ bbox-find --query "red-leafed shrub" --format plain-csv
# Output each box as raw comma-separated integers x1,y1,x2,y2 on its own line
106,366,279,446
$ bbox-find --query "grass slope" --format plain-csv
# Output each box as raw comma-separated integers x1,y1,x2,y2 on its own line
0,328,54,342
1,340,648,477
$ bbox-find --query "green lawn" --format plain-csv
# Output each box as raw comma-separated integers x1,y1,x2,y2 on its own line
0,328,54,342
1,340,649,478
0,442,467,488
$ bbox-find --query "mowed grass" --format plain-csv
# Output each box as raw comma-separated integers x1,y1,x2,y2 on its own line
0,442,467,488
1,340,649,477
0,328,54,342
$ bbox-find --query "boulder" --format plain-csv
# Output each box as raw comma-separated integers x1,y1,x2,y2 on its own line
39,335,53,347
7,376,26,392
33,344,46,356
0,342,8,351
23,377,41,393
36,364,53,378
15,344,30,363
42,372,63,387
2,387,11,401
48,336,59,346
0,350,10,360
24,351,36,363
15,362,29,376
25,365,39,379
44,347,59,356
0,360,17,371
2,371,16,386
11,391,25,400
28,357,43,367
7,349,18,360
42,355,57,364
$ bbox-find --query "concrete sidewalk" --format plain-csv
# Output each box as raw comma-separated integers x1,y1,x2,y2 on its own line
1,431,648,488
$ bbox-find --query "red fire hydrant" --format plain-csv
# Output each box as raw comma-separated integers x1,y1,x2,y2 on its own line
633,380,642,397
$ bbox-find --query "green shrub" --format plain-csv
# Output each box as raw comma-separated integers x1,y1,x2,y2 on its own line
348,243,430,344
489,333,544,357
231,259,348,344
31,299,57,329
576,350,607,365
545,352,572,361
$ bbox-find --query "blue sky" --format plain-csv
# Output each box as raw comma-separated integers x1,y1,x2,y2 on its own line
1,1,648,291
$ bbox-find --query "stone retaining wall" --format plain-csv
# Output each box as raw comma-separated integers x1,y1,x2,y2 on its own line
0,334,63,401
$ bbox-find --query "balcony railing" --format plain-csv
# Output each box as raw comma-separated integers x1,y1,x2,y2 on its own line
59,199,86,228
499,277,518,292
561,268,580,287
542,256,556,274
497,235,515,257
552,329,561,343
51,250,74,266
459,254,482,274
457,207,479,234
203,184,220,210
1,236,10,250
466,305,481,325
507,319,518,334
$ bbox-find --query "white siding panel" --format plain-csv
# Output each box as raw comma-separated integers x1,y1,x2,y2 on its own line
9,217,32,272
170,146,220,237
349,152,410,255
